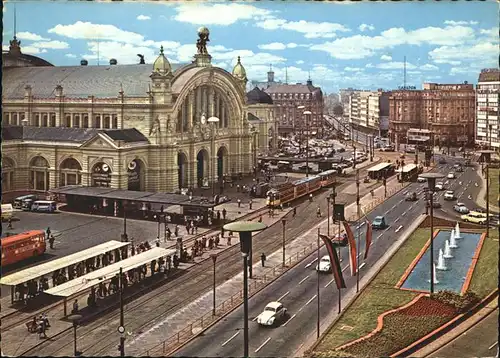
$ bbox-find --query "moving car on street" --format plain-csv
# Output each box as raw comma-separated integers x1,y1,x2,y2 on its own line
435,182,445,191
461,212,487,225
332,233,348,247
256,301,288,327
405,192,418,201
444,191,456,201
417,176,427,183
316,255,332,272
453,203,469,214
372,216,387,230
447,172,456,179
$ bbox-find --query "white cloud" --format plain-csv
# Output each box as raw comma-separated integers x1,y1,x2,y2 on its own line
444,20,478,26
296,60,304,65
49,21,145,44
344,67,363,72
173,3,272,26
380,54,392,61
16,32,50,41
84,41,164,64
137,15,151,21
31,40,69,50
359,24,375,32
256,18,350,39
21,46,48,55
258,42,300,50
311,24,476,60
420,64,439,71
376,61,417,70
2,45,9,51
429,42,498,65
65,54,77,58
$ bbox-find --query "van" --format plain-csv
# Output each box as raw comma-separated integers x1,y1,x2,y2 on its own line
1,204,14,221
31,200,57,213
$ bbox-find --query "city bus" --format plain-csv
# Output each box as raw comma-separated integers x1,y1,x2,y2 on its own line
13,194,37,209
1,230,47,266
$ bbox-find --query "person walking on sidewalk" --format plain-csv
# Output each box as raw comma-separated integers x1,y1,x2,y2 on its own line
316,206,321,218
260,253,266,267
7,217,13,229
309,193,313,202
49,235,55,249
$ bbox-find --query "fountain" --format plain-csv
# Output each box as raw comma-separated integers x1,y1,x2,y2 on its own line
436,249,448,270
455,222,462,239
449,230,458,249
428,263,440,284
443,239,453,258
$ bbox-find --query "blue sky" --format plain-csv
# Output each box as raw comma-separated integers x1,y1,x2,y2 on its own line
2,1,498,93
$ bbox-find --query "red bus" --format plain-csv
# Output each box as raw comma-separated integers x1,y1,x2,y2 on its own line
1,230,46,266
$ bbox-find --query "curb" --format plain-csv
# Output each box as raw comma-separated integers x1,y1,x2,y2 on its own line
391,289,499,357
304,214,427,356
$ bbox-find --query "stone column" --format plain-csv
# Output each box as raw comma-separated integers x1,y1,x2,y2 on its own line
196,87,202,124
70,113,74,128
188,92,195,129
209,87,215,117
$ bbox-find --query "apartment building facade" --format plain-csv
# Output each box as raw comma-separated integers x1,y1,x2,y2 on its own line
476,68,500,150
348,89,390,136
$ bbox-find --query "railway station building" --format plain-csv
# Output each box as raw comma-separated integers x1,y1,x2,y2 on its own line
1,28,275,195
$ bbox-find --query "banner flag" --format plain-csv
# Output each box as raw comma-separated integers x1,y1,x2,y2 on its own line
364,220,373,260
342,221,357,276
319,234,346,289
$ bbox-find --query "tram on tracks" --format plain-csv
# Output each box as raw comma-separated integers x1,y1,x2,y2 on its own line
266,169,338,207
1,230,47,266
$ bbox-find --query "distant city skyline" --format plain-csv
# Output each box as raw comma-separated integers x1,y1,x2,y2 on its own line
2,1,498,93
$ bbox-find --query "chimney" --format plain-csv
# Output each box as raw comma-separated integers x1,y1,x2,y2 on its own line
110,58,117,65
24,85,32,98
55,85,63,97
80,59,88,66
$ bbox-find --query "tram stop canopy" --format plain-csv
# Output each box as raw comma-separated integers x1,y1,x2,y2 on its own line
44,247,175,297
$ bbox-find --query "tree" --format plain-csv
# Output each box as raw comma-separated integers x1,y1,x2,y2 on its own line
333,104,344,116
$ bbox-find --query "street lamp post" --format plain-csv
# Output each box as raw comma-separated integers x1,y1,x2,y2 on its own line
223,221,267,358
355,169,360,293
327,197,331,236
316,227,320,339
121,200,128,242
304,110,312,177
118,266,125,357
207,116,220,197
419,172,445,294
68,314,82,357
282,219,286,267
211,254,217,316
477,150,495,239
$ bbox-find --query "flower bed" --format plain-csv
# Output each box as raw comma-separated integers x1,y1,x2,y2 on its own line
339,295,456,358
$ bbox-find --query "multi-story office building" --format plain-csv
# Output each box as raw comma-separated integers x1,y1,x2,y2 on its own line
348,90,390,136
476,68,500,150
389,82,475,148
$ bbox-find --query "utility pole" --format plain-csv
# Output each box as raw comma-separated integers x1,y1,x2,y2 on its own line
118,267,125,357
356,170,360,293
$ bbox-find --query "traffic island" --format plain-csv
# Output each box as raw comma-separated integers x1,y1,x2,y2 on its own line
308,219,498,358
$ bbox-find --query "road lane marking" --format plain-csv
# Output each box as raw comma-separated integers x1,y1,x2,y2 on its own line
252,316,258,321
325,278,334,288
489,341,498,350
281,313,297,327
298,275,310,285
402,211,407,216
395,218,399,222
277,291,290,301
304,294,317,307
359,262,366,269
222,331,240,346
254,337,271,353
305,258,318,268
395,225,403,233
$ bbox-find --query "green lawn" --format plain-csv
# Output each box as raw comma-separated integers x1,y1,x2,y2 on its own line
487,168,499,209
314,229,430,352
469,230,499,297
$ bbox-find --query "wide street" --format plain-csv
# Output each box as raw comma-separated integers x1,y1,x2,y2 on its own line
174,159,481,357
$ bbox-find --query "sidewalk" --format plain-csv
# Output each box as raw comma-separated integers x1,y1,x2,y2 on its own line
474,166,500,213
410,298,498,357
119,171,407,356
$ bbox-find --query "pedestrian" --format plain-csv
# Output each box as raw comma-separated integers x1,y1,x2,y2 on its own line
221,227,225,237
258,215,262,223
48,235,55,249
222,208,227,221
260,253,266,267
7,217,13,229
174,225,179,237
155,238,160,247
237,199,241,208
72,299,78,314
293,207,297,217
46,227,51,237
317,206,321,218
227,235,231,246
309,194,313,202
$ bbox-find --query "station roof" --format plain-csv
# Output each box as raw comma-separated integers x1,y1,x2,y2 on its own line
45,247,175,297
258,156,346,164
50,186,216,208
0,240,129,286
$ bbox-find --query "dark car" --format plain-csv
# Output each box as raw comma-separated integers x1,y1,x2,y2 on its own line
439,158,447,164
426,200,442,209
405,192,417,201
372,216,387,230
332,233,348,247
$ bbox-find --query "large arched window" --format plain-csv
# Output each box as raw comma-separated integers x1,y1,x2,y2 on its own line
29,156,50,191
60,158,82,187
2,157,15,191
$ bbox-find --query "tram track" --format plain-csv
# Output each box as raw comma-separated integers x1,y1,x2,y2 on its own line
16,164,378,357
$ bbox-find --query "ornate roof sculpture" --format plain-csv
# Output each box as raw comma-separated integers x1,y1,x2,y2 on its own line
153,45,172,74
232,56,247,81
2,36,54,68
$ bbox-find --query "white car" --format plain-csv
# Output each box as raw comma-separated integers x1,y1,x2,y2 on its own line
435,182,445,191
444,191,456,201
417,176,427,183
447,172,455,179
316,255,332,272
454,203,469,214
256,301,287,326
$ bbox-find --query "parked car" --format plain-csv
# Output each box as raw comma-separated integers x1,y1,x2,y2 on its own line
435,182,445,191
454,203,469,214
447,172,455,179
372,216,387,230
405,192,417,201
444,191,456,201
461,213,487,225
256,301,287,326
316,255,332,272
